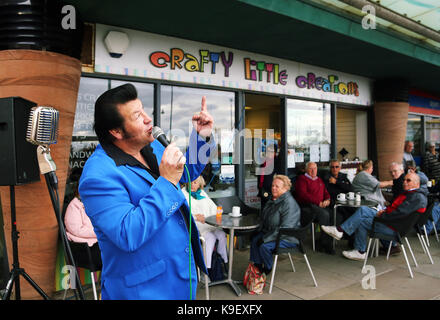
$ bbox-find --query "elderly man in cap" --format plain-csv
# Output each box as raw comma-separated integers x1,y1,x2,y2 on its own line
321,172,427,261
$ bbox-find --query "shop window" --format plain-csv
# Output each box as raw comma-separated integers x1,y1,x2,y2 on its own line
110,80,154,116
160,85,235,198
73,77,108,137
406,114,423,163
286,99,331,173
425,116,440,152
64,78,155,211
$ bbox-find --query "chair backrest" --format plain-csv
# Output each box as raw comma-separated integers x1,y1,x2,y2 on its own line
375,211,421,237
416,203,434,228
68,241,102,272
212,196,259,216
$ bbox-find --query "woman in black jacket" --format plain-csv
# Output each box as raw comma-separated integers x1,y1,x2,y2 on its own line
249,174,301,274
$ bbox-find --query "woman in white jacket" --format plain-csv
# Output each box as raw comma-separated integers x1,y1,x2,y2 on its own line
181,176,228,271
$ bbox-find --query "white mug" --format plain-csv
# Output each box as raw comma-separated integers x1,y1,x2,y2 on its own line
347,192,355,200
427,181,432,188
356,193,361,202
231,206,241,217
337,193,346,201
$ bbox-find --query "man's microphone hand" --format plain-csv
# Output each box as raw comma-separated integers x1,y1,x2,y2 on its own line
159,142,186,186
192,96,214,139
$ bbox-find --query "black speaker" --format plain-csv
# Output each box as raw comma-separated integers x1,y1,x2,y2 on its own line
0,97,40,186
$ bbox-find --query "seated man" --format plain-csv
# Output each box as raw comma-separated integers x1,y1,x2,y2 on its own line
295,161,334,254
406,160,429,194
322,159,354,224
321,172,427,261
389,162,405,201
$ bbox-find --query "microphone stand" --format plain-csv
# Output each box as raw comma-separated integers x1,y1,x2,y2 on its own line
36,145,85,300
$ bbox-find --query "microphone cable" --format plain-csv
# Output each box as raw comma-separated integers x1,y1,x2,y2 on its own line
184,164,193,300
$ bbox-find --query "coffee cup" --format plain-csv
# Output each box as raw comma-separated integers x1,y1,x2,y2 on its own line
427,180,432,188
337,193,346,201
231,206,241,217
356,193,361,202
347,192,355,200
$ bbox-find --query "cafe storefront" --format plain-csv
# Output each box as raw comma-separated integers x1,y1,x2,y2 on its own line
65,23,373,212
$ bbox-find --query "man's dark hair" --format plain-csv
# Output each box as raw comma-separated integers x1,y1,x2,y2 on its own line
94,83,138,144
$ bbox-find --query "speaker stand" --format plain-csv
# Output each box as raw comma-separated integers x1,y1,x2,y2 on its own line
2,185,50,300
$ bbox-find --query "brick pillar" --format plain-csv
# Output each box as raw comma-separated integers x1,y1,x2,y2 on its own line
373,79,409,180
0,50,81,299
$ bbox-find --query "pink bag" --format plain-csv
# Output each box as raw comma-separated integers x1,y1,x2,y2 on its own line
243,263,266,295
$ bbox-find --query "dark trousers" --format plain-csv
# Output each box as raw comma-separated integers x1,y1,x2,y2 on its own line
300,204,333,249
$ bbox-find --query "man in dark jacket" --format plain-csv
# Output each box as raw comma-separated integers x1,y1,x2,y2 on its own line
321,172,427,261
323,160,354,224
389,162,405,201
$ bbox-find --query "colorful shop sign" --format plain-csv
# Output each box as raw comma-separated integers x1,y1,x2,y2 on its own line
95,24,372,105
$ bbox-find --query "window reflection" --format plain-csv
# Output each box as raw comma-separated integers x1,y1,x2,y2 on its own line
286,99,331,170
426,116,440,150
111,80,154,116
73,77,108,137
160,86,235,198
406,114,422,159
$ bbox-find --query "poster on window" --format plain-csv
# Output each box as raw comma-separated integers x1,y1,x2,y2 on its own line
288,149,296,168
310,144,320,162
320,144,330,162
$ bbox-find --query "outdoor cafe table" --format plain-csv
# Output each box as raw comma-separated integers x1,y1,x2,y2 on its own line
205,213,260,296
332,198,378,249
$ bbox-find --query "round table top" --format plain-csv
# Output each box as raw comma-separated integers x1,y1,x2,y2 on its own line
334,198,378,208
205,213,260,230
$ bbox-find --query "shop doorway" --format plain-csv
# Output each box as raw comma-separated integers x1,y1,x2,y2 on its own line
243,93,281,208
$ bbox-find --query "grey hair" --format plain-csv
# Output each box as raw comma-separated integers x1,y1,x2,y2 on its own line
389,162,403,171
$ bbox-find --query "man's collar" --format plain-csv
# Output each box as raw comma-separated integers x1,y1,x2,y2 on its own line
101,141,160,177
305,173,318,181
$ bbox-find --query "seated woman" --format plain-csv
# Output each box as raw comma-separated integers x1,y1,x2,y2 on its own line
64,184,98,247
352,160,393,210
181,176,228,274
249,174,301,275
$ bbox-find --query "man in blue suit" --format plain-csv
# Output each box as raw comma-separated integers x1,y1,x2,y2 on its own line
79,84,215,299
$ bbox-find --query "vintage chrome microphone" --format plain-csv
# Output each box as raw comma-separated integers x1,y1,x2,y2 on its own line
25,106,85,300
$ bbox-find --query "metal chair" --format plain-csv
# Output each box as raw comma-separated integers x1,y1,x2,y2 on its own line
197,236,210,300
363,212,421,279
268,211,318,294
414,203,435,264
68,241,102,300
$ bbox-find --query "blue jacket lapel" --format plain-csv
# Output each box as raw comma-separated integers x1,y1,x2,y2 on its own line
126,165,157,185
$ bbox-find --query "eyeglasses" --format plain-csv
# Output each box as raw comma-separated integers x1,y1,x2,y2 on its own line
404,179,412,182
330,166,340,168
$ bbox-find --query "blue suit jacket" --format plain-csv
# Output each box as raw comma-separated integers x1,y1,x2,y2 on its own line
79,132,214,300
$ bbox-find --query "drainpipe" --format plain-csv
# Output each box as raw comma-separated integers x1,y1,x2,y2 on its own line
339,0,440,43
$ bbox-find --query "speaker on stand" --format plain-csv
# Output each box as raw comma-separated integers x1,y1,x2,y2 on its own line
0,97,49,299
0,97,84,300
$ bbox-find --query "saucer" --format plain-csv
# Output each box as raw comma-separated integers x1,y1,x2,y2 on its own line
229,213,242,217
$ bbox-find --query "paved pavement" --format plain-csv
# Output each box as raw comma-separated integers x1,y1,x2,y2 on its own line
47,230,440,301
196,231,440,300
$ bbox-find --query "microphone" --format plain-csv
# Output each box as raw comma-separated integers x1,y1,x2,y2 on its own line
26,106,59,146
152,126,170,147
26,106,59,174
